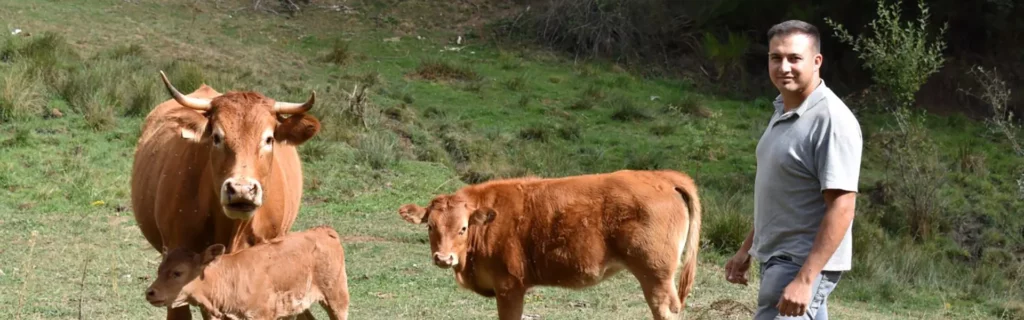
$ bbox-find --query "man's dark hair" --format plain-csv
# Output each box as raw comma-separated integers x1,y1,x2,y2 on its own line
767,20,821,53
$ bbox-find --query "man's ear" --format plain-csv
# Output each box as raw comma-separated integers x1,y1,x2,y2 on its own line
201,244,226,265
275,114,321,146
470,207,496,226
398,203,428,224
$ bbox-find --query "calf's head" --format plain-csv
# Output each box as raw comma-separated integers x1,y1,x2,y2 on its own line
399,195,496,269
145,244,226,308
159,71,320,220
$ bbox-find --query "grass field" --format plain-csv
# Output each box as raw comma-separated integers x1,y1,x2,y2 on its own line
0,0,1021,319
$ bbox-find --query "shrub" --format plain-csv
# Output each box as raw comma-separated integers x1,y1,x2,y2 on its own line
412,59,479,82
355,129,401,170
702,31,750,81
827,0,950,241
322,40,352,65
825,0,948,111
0,63,46,122
876,125,948,241
494,0,666,62
961,65,1019,156
700,191,753,252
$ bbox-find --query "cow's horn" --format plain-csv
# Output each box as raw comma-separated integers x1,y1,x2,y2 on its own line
273,91,315,114
159,70,212,111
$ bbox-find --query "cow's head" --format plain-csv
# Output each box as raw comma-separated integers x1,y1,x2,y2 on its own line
145,244,226,308
159,71,320,220
399,194,496,269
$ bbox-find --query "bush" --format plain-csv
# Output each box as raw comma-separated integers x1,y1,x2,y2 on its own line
962,65,1020,156
825,0,948,110
355,129,402,170
494,0,668,63
876,126,948,241
827,0,951,241
0,62,46,122
700,191,753,252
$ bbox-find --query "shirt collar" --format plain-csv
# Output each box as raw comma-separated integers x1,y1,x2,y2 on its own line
773,79,829,117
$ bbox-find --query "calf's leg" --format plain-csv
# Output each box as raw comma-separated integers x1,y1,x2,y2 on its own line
167,305,192,320
321,285,350,320
320,262,350,320
320,297,349,320
296,310,318,320
627,258,683,320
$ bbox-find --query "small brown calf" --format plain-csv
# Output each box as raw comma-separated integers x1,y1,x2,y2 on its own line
145,225,349,320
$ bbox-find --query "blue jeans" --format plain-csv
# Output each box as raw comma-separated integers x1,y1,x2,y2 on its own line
755,255,843,320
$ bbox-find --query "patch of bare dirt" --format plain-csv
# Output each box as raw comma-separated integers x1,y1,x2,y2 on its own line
688,299,755,320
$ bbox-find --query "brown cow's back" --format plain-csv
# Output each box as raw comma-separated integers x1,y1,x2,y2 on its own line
460,170,693,288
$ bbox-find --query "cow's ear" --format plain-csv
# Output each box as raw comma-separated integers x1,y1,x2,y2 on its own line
201,244,226,265
399,203,428,224
168,111,210,143
470,207,496,226
275,114,321,146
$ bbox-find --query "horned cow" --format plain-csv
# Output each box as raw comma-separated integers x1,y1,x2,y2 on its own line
132,71,322,320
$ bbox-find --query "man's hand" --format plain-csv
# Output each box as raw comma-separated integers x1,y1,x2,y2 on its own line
777,278,812,316
724,251,752,285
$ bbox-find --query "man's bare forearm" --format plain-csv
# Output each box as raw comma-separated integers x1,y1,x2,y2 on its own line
795,190,856,284
739,228,755,254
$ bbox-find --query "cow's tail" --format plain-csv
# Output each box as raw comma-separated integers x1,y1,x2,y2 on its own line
671,172,702,310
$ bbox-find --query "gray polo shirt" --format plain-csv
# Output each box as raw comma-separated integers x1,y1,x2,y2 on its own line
749,80,863,272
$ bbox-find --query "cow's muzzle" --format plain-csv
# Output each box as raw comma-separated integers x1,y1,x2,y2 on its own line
145,287,165,306
433,252,458,268
221,177,263,219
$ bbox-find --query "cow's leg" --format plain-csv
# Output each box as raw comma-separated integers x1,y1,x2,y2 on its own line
295,310,318,320
166,305,192,320
321,285,350,320
627,260,682,320
494,282,526,320
320,297,349,320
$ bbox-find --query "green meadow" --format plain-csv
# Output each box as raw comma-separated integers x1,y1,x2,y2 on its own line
0,0,1020,319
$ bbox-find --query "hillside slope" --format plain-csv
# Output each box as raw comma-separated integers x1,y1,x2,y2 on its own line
0,0,1020,319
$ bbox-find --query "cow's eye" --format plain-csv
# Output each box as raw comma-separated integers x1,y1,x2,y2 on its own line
460,226,467,234
265,136,274,146
172,271,182,278
212,134,222,145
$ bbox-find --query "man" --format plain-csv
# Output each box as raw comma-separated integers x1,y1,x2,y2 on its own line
724,20,862,320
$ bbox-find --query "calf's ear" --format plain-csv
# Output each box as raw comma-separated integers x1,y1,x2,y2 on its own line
398,203,428,224
470,207,496,226
275,114,321,146
202,244,226,265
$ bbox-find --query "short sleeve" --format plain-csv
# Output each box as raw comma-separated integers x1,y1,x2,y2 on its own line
815,111,863,192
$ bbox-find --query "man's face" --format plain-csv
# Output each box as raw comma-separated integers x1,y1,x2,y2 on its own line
768,33,822,95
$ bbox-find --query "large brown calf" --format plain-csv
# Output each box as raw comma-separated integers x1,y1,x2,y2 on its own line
398,169,702,320
131,72,321,319
145,226,350,320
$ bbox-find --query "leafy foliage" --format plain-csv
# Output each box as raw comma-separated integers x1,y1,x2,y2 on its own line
825,0,948,110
